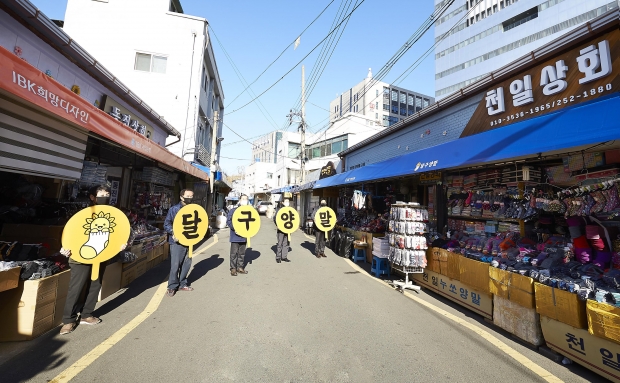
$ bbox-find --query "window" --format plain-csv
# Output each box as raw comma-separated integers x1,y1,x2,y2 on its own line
312,147,321,158
481,11,486,18
391,90,398,101
493,4,498,12
135,52,167,73
267,173,273,179
376,102,379,109
375,112,378,119
391,105,398,114
476,14,480,21
383,104,389,111
399,93,406,104
408,95,414,106
288,143,301,158
500,1,504,8
376,89,379,97
487,7,492,15
423,99,430,107
342,139,348,150
332,141,342,153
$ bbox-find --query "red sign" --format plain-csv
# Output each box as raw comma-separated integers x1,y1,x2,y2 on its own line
0,46,208,180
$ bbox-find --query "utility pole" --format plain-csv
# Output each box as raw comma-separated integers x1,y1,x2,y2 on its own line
300,65,306,184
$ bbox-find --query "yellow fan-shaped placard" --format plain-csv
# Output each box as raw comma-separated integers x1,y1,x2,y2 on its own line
232,205,261,247
62,205,130,280
275,207,299,241
314,206,337,240
172,204,209,258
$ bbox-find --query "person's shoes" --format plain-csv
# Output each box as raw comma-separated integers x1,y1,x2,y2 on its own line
316,254,321,258
321,253,327,258
282,258,291,262
80,316,102,325
179,286,194,291
237,268,248,274
276,259,281,263
167,289,176,297
60,322,76,335
231,269,238,276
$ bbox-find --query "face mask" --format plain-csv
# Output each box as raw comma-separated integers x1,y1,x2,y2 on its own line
320,202,327,206
182,197,193,204
239,200,248,206
96,197,110,205
283,202,290,207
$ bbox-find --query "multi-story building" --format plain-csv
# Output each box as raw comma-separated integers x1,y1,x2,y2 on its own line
434,0,617,99
63,0,225,171
329,69,434,128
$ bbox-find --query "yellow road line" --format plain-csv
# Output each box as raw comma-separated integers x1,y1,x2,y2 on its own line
50,235,220,383
345,259,564,383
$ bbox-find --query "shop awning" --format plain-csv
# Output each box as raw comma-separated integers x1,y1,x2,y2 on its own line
191,162,211,177
271,185,296,194
315,94,620,189
0,47,209,180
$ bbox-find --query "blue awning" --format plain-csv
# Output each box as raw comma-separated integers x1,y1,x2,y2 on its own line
315,94,620,189
191,162,210,177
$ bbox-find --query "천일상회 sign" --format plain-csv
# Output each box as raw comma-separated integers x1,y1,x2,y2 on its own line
461,29,619,137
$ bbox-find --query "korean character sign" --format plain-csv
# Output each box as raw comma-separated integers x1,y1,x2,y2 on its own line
173,204,209,258
276,206,299,242
232,205,261,247
61,206,131,280
314,206,337,240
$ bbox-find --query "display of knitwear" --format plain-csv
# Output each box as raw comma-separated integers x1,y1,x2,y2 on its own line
79,161,107,186
387,204,428,268
0,248,69,280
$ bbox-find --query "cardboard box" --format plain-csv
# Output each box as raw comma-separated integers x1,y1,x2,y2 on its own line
144,249,155,262
459,256,491,294
98,261,122,302
534,282,587,329
135,256,148,277
0,270,71,341
439,249,448,276
153,244,164,257
413,268,493,320
447,251,460,281
0,267,21,293
489,267,535,309
541,316,620,383
587,300,620,345
493,295,544,346
120,268,136,288
130,243,143,257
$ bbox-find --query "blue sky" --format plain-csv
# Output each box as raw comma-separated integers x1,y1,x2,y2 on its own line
31,0,437,174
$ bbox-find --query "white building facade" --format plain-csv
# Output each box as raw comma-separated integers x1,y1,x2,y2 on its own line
434,0,618,99
63,0,225,170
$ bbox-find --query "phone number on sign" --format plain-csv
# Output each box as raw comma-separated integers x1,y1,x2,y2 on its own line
490,83,613,127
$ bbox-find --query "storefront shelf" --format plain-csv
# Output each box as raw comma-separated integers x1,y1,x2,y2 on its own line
448,215,521,223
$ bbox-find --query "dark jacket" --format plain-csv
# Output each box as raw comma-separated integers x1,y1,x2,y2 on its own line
164,202,183,244
227,206,247,243
273,207,284,234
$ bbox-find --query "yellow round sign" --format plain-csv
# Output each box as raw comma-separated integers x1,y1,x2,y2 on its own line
314,206,336,239
232,205,261,247
172,204,209,258
62,205,130,280
276,207,299,241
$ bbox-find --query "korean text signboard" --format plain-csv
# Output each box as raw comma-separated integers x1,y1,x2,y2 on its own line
462,29,619,137
173,204,209,258
276,207,299,241
232,205,261,247
62,206,130,280
314,207,337,240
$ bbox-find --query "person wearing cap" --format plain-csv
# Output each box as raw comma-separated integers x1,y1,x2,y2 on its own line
273,198,291,263
227,194,250,276
60,185,132,335
314,200,328,258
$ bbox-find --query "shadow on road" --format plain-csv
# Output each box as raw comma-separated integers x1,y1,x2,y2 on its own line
300,241,316,255
0,335,68,382
188,254,224,284
244,248,261,267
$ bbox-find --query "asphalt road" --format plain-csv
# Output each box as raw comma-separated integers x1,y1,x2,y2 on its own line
0,217,607,382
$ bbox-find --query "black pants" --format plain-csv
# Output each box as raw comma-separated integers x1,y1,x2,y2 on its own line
315,231,326,255
276,231,289,260
230,242,247,270
63,262,107,324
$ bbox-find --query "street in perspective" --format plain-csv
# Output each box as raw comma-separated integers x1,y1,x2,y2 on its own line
1,0,620,382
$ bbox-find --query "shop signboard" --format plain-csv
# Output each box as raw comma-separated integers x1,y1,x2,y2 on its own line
419,171,442,184
232,205,261,247
276,207,299,241
319,161,337,179
109,180,120,206
540,316,620,383
412,268,493,320
101,95,155,140
462,29,620,137
172,204,209,258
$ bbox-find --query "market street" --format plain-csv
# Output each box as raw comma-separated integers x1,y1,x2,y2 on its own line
0,217,603,383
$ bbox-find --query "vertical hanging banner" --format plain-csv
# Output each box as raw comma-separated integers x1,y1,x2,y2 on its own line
314,206,337,240
276,207,299,241
172,204,209,258
62,206,130,280
232,205,261,247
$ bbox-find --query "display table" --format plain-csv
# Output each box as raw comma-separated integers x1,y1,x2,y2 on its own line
336,226,384,262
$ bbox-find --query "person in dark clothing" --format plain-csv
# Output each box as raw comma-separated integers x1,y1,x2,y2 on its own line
60,185,131,335
273,198,291,263
163,189,195,297
227,194,249,276
314,200,328,258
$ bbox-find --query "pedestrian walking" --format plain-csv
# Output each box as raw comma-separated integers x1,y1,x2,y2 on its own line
227,194,249,276
163,189,195,297
314,199,328,258
60,185,132,335
273,198,291,263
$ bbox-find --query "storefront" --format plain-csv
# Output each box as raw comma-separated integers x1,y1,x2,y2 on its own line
314,9,620,382
0,3,208,342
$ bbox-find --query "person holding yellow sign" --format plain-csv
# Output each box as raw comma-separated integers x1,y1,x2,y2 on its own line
313,200,336,258
163,189,198,297
273,198,294,263
227,194,257,276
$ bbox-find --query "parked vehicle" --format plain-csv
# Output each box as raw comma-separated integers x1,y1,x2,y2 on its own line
257,201,272,215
